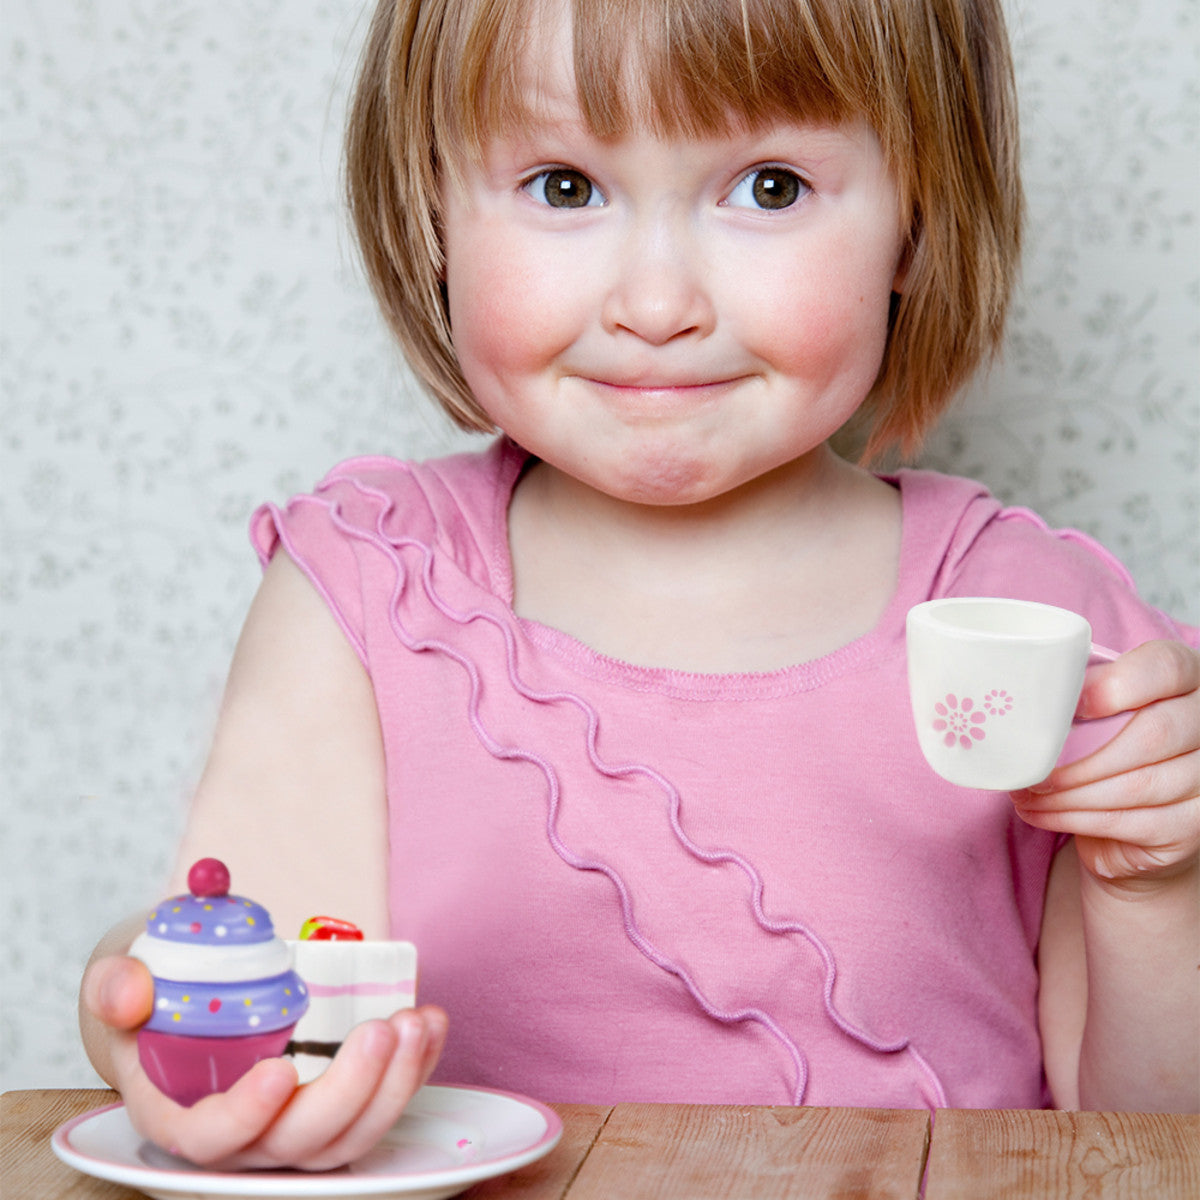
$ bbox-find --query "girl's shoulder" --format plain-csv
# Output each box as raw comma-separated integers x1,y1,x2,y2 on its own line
252,437,524,580
314,436,522,536
248,438,526,665
892,468,1195,652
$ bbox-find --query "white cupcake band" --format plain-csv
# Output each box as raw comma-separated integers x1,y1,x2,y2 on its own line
130,931,292,983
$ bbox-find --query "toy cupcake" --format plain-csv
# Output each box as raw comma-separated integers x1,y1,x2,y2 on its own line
129,858,309,1107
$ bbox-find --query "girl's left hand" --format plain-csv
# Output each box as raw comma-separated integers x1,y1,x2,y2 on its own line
1012,639,1200,888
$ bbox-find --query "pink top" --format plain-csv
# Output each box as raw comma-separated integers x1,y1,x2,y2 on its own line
252,439,1195,1109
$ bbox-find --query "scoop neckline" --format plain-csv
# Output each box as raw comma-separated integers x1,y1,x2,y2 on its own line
487,439,920,700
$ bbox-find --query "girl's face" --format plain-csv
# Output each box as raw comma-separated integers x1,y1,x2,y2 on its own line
441,4,908,508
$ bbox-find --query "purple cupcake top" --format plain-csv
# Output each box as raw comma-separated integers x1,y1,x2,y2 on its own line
145,857,276,946
131,859,309,1038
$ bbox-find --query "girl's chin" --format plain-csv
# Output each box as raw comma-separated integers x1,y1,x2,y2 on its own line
571,441,833,510
571,458,775,510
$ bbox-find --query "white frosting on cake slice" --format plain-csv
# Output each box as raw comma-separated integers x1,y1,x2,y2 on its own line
285,940,417,1081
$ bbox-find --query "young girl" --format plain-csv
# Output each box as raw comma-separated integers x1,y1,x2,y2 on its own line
82,0,1199,1170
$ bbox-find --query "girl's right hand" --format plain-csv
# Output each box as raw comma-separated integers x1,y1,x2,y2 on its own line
81,954,448,1171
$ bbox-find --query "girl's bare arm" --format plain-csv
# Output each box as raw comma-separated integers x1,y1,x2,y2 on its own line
1034,640,1200,1111
80,549,447,1169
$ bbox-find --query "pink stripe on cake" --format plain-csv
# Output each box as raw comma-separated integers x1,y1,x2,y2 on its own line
305,980,416,999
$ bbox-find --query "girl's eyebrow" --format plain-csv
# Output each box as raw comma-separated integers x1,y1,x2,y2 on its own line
482,109,607,164
478,114,874,181
484,125,589,169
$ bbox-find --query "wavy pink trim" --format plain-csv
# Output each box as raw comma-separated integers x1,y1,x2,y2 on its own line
270,471,948,1109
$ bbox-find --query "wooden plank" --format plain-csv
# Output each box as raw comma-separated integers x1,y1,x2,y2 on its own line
1,1089,137,1199
924,1108,1200,1200
562,1103,930,1200
461,1103,612,1199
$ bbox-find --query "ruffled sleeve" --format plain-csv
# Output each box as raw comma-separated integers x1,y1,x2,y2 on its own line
893,469,1196,653
248,440,524,669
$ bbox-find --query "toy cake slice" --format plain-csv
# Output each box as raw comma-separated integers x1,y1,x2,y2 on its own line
285,916,417,1082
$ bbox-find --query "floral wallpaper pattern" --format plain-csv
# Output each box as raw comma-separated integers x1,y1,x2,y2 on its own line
1,0,1196,1088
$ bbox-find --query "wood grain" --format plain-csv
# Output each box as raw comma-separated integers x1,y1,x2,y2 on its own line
9,1089,1196,1200
924,1108,1200,1200
461,1103,612,1199
1,1089,138,1199
562,1104,930,1200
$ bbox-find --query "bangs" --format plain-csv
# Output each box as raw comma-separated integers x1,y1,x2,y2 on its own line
437,0,908,166
350,0,1021,457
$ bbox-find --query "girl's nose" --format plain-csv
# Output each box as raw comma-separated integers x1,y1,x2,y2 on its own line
600,220,716,345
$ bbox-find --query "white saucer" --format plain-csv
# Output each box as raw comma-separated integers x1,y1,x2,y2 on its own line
51,1084,563,1200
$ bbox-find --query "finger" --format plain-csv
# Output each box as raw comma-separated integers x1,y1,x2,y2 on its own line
1036,693,1200,796
81,956,155,1030
1073,833,1200,885
298,1007,449,1171
1013,781,1200,862
1078,639,1200,721
123,1056,299,1166
414,1005,449,1085
1014,786,1199,842
1015,747,1199,816
228,1018,397,1169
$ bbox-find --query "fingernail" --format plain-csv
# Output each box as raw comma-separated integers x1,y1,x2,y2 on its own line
97,964,123,1013
355,1020,395,1060
400,1016,425,1054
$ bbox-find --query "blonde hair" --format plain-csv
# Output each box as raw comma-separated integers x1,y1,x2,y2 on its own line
346,0,1023,462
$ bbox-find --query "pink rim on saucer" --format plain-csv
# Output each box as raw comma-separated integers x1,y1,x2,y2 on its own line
51,1083,563,1198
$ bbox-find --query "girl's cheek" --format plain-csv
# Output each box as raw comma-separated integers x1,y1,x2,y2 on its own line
744,249,894,374
456,248,585,371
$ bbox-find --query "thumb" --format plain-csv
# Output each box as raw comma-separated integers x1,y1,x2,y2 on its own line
82,955,155,1031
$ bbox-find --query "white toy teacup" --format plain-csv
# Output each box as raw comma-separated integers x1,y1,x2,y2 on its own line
906,598,1117,791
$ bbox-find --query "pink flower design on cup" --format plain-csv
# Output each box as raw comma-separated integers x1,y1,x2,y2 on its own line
983,689,1014,716
932,694,987,748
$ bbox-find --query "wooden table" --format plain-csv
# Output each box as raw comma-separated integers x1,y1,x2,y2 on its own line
4,1089,1197,1199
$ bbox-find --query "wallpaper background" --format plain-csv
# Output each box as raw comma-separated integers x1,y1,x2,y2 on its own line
2,0,1197,1089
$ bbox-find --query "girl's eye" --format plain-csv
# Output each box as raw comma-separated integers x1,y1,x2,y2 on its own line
524,168,605,209
724,167,808,211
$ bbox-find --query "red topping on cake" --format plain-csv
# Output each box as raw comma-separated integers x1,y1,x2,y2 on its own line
299,915,365,941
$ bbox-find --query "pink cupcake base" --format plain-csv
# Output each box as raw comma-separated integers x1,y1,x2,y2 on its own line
137,1027,295,1107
